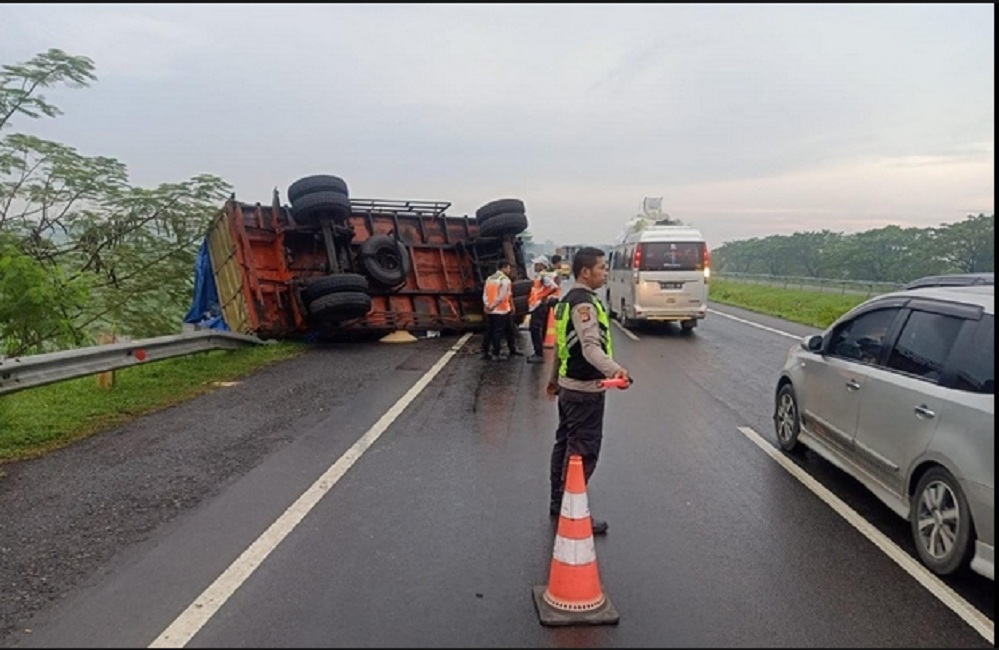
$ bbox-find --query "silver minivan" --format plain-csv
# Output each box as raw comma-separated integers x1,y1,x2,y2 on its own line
606,226,710,331
774,284,994,580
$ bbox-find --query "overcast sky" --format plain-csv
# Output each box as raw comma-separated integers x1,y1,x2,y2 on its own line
1,3,993,247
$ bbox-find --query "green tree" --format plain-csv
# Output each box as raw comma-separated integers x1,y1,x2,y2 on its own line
0,49,230,356
0,232,89,352
933,213,994,273
784,230,841,277
824,226,925,282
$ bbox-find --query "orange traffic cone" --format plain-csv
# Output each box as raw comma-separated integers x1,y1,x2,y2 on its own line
542,308,556,349
533,454,619,626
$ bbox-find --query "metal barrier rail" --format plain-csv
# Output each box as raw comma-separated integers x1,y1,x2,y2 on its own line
0,330,265,397
717,272,903,296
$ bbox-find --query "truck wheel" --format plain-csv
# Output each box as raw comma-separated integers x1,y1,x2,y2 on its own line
288,174,349,204
360,235,411,286
476,198,525,223
479,212,528,238
301,273,369,304
308,291,372,322
291,191,351,224
512,279,532,297
513,295,529,316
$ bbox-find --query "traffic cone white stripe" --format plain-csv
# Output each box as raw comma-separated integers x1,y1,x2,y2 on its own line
560,492,590,520
552,536,597,565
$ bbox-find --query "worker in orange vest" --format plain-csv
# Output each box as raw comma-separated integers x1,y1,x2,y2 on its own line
481,260,514,360
526,255,561,363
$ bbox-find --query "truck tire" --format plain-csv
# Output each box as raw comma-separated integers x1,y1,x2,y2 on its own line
360,235,411,286
288,175,349,204
479,212,528,238
476,198,525,223
513,295,529,316
512,279,532,297
301,273,369,304
308,291,372,322
291,191,351,224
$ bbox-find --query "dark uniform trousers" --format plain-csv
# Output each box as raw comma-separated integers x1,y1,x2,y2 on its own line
529,303,549,356
482,313,512,356
549,386,606,508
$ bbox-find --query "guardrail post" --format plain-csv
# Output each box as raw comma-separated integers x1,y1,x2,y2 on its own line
96,332,116,389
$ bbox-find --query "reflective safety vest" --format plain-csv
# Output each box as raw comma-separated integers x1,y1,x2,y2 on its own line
528,270,560,311
554,288,612,381
482,271,512,314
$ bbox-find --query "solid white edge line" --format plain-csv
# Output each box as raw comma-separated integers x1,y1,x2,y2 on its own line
737,425,994,645
611,319,639,341
707,308,802,340
148,333,473,648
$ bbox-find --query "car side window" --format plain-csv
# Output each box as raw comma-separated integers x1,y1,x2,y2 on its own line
828,308,899,365
951,314,994,394
885,310,964,383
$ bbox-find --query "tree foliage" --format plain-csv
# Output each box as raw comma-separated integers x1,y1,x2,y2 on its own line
0,49,230,356
713,214,994,282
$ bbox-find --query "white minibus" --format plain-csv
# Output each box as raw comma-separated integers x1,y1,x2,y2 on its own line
606,225,710,331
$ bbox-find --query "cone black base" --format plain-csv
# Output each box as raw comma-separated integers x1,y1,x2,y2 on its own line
532,586,620,627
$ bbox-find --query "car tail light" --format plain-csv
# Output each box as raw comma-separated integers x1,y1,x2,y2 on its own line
703,244,711,282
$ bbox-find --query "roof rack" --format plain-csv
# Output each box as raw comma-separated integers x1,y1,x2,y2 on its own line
349,198,452,219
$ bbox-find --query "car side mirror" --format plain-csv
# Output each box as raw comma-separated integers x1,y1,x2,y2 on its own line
802,334,823,352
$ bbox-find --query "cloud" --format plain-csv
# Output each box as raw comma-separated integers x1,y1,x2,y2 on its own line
0,3,992,249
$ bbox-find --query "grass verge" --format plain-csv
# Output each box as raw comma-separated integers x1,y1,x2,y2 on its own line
0,341,307,464
709,278,868,329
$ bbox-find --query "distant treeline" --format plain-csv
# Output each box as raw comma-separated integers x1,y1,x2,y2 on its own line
712,213,993,283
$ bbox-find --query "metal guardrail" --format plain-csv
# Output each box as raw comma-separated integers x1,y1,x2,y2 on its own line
0,330,265,397
717,272,903,297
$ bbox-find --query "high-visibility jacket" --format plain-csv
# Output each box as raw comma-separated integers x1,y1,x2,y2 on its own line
555,288,613,381
528,270,560,311
482,271,512,314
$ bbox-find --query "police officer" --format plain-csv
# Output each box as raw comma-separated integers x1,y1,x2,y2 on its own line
546,247,630,535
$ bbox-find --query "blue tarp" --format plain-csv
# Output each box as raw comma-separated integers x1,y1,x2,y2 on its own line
183,239,230,331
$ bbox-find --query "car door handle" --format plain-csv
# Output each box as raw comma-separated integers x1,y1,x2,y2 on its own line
845,379,861,391
914,404,936,419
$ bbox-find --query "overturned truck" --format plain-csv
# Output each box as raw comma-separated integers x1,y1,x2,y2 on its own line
192,174,532,340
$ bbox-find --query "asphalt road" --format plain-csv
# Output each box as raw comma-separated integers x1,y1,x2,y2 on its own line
0,304,993,647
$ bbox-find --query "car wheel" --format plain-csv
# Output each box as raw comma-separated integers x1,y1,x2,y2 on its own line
910,467,974,577
774,383,802,452
619,299,635,329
